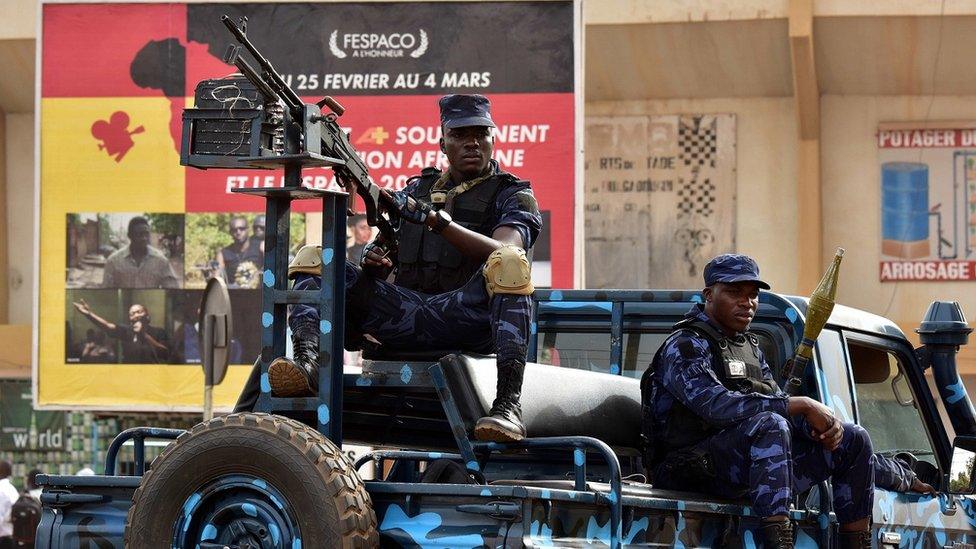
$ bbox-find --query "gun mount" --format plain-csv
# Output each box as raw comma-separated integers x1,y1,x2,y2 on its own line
180,15,398,248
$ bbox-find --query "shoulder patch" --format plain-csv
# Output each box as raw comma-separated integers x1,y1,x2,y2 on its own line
677,339,699,359
515,189,540,214
672,332,710,360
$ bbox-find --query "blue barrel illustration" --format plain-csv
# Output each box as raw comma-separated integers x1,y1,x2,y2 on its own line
882,162,929,243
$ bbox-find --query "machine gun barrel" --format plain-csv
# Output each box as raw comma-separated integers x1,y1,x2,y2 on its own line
784,248,844,395
222,45,278,101
220,15,303,115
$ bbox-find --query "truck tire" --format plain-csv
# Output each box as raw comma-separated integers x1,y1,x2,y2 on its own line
124,412,378,548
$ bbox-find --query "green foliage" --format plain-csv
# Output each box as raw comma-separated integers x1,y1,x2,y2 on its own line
289,213,306,255
185,213,234,287
950,455,975,492
97,215,113,247
145,213,183,238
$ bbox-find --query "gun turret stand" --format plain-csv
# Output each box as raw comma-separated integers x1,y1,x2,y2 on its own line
181,16,357,445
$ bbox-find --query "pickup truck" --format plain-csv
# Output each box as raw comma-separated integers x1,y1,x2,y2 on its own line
36,289,976,547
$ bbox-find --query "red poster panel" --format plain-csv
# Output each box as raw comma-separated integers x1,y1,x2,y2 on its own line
183,92,574,286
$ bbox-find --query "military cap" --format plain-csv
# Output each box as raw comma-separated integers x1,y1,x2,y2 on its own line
703,254,771,290
439,94,496,129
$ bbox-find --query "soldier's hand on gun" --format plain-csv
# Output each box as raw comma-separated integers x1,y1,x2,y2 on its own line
72,299,92,316
388,191,430,224
362,240,393,269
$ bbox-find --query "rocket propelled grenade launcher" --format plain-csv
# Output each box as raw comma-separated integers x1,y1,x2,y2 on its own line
784,248,845,396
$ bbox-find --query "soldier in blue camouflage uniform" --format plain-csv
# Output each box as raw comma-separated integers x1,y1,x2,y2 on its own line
236,94,542,442
640,254,932,549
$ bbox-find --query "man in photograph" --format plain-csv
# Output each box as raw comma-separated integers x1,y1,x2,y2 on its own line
71,299,171,363
217,215,262,286
102,216,179,289
346,214,372,263
248,214,266,256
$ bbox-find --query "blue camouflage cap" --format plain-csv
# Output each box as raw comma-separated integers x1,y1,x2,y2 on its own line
703,254,771,290
439,94,496,129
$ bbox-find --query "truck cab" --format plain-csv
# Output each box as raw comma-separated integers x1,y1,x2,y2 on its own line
530,290,976,546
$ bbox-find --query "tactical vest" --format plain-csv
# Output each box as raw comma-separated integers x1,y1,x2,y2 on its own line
640,318,779,468
395,167,520,294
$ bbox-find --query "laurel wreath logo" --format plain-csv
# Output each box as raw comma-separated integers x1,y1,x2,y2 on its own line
411,29,428,58
329,29,427,58
329,30,347,59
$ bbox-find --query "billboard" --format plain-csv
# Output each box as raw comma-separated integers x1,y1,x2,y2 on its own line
38,2,578,409
878,123,976,281
0,380,65,451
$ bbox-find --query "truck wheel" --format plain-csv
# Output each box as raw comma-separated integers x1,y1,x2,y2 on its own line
124,412,378,548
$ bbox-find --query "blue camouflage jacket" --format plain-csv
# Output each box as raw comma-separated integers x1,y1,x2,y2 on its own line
646,303,918,492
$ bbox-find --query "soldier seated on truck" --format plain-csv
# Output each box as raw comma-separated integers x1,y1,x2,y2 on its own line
235,94,543,443
640,254,934,549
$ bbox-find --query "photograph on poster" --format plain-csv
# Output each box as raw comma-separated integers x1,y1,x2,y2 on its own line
183,213,305,289
167,289,262,365
346,214,374,264
65,213,183,289
65,289,173,364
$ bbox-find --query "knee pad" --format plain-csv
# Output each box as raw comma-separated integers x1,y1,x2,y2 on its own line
289,245,322,278
483,245,534,298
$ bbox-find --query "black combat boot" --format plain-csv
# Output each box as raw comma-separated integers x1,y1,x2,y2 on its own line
838,529,872,549
268,319,319,397
759,519,795,549
473,358,527,442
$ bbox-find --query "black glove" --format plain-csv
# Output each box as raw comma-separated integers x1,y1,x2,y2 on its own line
361,240,395,279
390,191,431,224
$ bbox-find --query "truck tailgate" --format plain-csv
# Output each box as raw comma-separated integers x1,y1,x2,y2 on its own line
36,474,141,548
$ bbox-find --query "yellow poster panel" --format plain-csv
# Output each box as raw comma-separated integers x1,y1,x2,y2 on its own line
38,97,251,410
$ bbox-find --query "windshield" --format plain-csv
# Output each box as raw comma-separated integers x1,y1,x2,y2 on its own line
849,340,937,466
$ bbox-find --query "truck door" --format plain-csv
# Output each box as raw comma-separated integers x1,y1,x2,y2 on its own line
842,332,975,547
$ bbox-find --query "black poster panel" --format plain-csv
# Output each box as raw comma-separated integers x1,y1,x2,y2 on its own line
187,2,574,95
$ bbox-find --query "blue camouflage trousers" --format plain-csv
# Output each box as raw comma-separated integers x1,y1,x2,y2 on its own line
290,261,533,358
234,261,532,412
654,411,874,523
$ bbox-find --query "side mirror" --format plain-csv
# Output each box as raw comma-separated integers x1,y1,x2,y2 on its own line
947,435,976,494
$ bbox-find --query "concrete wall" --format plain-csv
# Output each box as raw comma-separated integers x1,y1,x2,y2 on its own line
6,114,33,326
0,0,36,40
586,97,800,292
821,95,976,370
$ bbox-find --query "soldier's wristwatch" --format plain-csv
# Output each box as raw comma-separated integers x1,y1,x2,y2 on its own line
427,210,452,234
